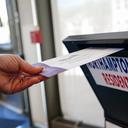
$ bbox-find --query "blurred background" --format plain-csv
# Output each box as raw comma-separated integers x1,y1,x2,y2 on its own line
0,0,127,128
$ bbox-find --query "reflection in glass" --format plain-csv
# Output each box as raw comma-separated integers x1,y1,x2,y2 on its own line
0,0,10,45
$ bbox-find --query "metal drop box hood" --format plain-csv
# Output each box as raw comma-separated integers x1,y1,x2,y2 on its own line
63,31,128,128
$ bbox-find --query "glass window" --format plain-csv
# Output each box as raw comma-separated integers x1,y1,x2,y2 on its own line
52,0,128,127
0,0,22,54
0,0,10,44
0,0,12,53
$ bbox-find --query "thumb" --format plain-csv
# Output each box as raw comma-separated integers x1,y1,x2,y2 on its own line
19,58,43,75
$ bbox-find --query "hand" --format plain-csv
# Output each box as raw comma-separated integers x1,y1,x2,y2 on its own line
0,54,46,94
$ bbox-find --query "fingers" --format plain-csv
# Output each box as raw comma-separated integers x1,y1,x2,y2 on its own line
11,75,47,94
17,57,43,75
28,75,47,85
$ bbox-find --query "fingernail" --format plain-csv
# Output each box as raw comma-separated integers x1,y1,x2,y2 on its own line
36,66,43,70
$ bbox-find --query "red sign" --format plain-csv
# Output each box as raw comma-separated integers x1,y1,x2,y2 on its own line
30,30,43,43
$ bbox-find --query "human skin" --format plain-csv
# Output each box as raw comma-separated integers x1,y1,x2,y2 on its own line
0,54,46,94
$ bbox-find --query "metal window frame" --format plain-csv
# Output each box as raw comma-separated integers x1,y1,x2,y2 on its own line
6,0,23,54
35,0,62,127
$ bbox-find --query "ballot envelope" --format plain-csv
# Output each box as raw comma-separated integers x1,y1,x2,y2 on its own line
63,31,128,128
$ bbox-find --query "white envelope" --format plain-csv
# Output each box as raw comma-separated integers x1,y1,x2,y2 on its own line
34,48,123,77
